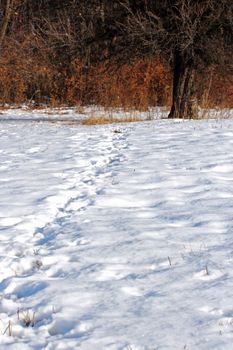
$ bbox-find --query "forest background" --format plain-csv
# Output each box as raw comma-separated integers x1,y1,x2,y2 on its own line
0,0,232,111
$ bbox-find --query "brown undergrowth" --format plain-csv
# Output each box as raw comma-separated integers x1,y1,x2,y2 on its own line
81,115,143,125
0,39,232,110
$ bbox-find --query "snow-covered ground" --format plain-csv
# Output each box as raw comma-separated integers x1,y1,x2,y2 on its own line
1,112,233,349
0,105,165,122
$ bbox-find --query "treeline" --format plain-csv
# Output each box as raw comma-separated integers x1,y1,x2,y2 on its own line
0,0,232,112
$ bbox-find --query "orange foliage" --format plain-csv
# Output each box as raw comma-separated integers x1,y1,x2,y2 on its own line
0,40,232,109
65,57,171,110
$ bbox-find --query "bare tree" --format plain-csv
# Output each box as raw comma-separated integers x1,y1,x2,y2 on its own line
0,0,27,47
0,0,13,46
115,0,233,118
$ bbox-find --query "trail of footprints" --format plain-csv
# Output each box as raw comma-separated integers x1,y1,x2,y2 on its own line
0,127,130,338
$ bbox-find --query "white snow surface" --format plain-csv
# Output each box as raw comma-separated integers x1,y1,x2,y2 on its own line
1,112,233,349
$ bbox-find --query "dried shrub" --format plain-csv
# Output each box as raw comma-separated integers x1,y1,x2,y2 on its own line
197,66,233,109
81,115,142,125
0,37,231,110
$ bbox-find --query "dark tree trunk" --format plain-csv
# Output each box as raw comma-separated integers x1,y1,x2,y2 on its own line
168,50,198,119
0,0,13,46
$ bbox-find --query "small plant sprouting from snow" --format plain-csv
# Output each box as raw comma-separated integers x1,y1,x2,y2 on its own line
17,309,36,328
33,259,43,270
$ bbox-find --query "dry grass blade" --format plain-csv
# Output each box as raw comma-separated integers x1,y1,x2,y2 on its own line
3,321,12,336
